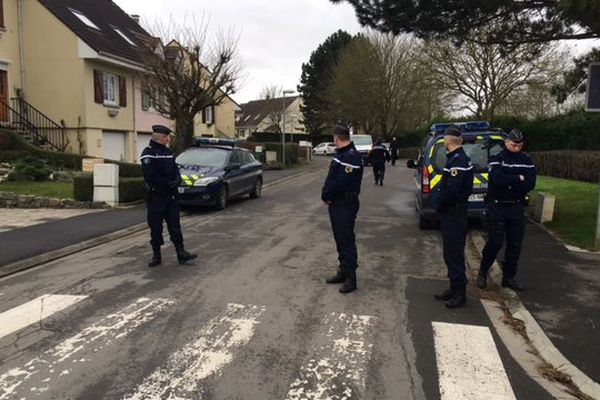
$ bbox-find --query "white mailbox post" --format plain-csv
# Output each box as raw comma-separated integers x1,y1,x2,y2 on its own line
93,164,119,207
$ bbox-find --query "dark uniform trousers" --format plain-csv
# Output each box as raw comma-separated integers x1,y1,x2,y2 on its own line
147,193,184,249
480,203,525,279
439,205,469,288
329,195,360,275
372,162,385,182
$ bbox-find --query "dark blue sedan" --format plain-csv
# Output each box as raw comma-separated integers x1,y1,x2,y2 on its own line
175,138,263,209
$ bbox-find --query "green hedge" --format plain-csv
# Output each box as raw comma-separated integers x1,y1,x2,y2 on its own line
263,142,299,166
119,177,146,203
73,174,146,203
106,160,143,178
530,151,600,183
73,173,93,202
247,132,306,143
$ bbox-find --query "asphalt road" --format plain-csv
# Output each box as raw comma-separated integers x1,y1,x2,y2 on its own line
0,160,553,399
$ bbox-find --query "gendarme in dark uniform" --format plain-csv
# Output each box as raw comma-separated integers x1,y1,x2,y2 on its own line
478,129,536,291
141,125,196,267
369,140,390,186
322,123,364,294
434,126,474,308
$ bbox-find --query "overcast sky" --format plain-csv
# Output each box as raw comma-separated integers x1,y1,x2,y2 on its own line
114,0,362,104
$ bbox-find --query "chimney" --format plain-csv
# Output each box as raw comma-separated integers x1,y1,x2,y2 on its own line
131,14,140,23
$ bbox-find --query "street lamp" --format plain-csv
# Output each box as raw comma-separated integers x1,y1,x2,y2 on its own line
281,89,295,169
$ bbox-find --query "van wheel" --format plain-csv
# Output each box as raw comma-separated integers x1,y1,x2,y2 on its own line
215,186,228,210
250,177,262,199
419,214,435,230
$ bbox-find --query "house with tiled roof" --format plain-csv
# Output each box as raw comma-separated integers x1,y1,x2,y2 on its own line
235,96,306,140
0,0,239,163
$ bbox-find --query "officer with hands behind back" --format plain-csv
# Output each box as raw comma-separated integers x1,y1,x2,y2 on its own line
434,126,474,309
322,122,364,294
141,125,197,268
477,129,536,291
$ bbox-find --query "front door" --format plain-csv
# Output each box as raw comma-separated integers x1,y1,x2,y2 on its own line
0,70,8,122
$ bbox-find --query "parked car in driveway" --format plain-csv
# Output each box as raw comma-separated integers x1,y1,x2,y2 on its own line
406,121,507,229
176,138,263,210
313,142,337,156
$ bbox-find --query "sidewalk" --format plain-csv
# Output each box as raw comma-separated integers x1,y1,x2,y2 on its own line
517,223,600,382
0,164,317,270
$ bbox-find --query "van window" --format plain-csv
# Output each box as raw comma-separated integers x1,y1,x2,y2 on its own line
352,136,373,146
431,139,504,173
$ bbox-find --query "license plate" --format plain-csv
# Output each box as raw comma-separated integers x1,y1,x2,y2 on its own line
178,187,186,194
469,194,485,202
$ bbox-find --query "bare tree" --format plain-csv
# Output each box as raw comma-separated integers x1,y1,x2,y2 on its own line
259,84,283,100
327,32,443,137
139,17,243,153
423,30,561,119
259,84,284,132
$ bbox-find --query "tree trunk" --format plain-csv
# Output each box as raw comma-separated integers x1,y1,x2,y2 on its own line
174,114,195,155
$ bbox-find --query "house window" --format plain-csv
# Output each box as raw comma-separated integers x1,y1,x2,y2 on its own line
141,89,152,111
204,106,214,125
103,73,118,106
113,28,136,46
70,9,100,30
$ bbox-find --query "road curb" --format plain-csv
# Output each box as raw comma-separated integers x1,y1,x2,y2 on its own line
0,165,319,279
467,232,600,400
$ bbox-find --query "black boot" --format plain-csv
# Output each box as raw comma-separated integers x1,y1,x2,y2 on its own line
477,271,488,289
445,286,466,309
502,277,523,291
326,269,345,284
434,287,454,301
339,270,357,294
148,247,161,268
175,246,197,265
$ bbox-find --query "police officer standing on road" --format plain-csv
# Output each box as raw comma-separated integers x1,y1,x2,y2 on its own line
322,122,364,294
141,125,197,268
434,126,474,308
369,139,390,186
477,129,536,291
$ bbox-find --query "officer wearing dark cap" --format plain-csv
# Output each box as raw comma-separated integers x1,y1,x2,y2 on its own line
322,122,364,294
140,125,197,267
477,129,536,291
434,126,474,308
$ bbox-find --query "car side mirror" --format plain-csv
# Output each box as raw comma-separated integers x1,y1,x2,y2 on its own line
406,160,417,169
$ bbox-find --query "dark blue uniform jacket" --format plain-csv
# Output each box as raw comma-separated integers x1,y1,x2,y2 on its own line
370,145,390,165
487,148,536,202
437,147,474,212
321,142,364,202
141,140,181,196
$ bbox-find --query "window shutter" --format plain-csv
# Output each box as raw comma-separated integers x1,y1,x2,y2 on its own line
211,105,215,125
0,0,4,28
93,70,103,104
119,76,127,107
201,108,206,124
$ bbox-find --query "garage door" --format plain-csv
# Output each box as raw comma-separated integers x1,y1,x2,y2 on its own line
102,132,126,162
136,133,152,164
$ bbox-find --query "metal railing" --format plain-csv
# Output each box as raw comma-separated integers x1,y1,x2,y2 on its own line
0,97,67,152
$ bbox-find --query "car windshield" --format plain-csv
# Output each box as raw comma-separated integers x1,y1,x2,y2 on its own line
176,148,230,168
431,138,504,173
352,136,372,146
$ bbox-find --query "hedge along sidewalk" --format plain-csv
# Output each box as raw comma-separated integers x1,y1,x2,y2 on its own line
529,176,599,251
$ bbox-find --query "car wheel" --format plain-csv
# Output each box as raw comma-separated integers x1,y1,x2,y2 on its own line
249,177,262,199
418,213,435,230
215,185,228,210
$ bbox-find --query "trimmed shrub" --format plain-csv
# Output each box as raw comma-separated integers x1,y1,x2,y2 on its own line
105,160,144,178
263,142,299,166
119,177,146,203
530,151,600,183
8,156,52,181
73,173,93,202
247,132,306,143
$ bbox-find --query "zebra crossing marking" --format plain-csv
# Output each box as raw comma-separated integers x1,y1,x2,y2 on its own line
433,322,517,400
125,303,265,400
0,297,175,400
0,294,87,340
284,312,376,400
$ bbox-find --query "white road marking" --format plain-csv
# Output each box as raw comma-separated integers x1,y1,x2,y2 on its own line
0,294,87,340
125,303,265,400
284,312,376,400
0,297,175,399
432,322,517,400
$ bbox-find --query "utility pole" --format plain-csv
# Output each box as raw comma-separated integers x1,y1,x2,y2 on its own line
281,89,295,168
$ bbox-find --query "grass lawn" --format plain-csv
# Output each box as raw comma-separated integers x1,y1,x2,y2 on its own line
532,176,599,250
0,181,73,199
